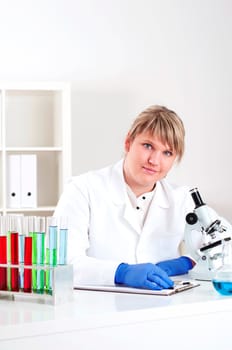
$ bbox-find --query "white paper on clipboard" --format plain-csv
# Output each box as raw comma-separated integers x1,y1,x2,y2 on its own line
75,280,200,296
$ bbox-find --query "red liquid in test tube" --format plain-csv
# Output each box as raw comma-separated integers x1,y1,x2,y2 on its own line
11,232,19,292
0,236,7,290
24,236,32,293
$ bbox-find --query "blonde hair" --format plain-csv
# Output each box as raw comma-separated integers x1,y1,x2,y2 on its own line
128,105,185,161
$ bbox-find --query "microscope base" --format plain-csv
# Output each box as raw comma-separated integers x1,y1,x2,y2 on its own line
189,264,215,281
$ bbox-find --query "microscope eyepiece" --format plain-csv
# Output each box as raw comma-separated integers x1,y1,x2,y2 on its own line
190,188,205,208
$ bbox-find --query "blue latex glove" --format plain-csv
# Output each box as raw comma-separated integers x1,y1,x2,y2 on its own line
114,263,174,290
156,256,194,276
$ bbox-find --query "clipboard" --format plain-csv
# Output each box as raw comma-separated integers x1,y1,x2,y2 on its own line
75,280,200,296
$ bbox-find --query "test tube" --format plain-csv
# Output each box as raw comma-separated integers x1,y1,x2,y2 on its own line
31,216,36,291
6,215,11,290
17,216,24,290
58,216,68,265
46,216,58,293
32,217,45,293
0,216,7,291
23,216,32,293
9,216,21,292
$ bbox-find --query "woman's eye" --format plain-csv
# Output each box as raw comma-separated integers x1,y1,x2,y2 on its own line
143,143,152,150
164,150,173,157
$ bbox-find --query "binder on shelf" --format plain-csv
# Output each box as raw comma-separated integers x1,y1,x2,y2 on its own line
7,154,37,208
21,154,37,208
7,155,21,208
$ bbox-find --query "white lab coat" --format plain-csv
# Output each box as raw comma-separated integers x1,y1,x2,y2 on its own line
54,159,194,286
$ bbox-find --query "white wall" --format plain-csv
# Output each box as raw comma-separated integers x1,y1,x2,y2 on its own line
0,0,232,220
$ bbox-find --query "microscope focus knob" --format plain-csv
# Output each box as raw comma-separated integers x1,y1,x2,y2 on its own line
186,212,198,225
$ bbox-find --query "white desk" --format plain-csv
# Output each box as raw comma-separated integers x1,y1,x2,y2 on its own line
0,280,231,350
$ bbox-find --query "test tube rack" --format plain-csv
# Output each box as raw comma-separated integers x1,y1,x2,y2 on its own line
0,264,74,305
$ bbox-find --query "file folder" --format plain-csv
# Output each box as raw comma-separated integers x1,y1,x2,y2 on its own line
21,154,37,208
7,155,21,208
7,154,37,208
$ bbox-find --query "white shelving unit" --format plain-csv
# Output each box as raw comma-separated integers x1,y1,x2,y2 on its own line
0,81,71,216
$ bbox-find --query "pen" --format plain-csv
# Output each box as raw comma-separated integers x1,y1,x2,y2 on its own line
171,281,192,289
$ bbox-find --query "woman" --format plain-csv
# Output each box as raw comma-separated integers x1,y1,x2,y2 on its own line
54,105,194,290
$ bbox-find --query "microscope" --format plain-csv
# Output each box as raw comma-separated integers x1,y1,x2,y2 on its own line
184,188,232,281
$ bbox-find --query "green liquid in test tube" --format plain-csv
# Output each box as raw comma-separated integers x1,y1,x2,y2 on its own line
46,217,57,294
32,217,45,294
36,232,45,293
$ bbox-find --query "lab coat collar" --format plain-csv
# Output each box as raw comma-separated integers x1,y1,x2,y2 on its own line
109,159,128,205
109,159,170,209
109,160,141,233
152,180,170,209
109,160,170,234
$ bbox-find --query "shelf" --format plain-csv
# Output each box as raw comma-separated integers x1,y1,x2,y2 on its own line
5,147,63,152
5,206,56,212
0,82,71,216
5,90,63,148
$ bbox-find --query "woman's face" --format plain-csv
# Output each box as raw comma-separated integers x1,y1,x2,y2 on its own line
123,131,177,196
